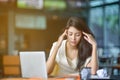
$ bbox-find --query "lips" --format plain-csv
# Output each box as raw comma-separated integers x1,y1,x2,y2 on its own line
71,41,76,44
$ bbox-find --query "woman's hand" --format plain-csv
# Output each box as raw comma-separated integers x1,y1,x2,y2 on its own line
83,32,98,74
82,32,97,46
56,29,67,48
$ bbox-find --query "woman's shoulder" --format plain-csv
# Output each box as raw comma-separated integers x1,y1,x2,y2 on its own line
52,40,67,46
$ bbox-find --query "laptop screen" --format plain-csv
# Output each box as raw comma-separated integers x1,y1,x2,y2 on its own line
19,51,48,78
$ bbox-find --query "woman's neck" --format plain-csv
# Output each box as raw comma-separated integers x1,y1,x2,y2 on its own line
66,41,78,50
66,41,78,60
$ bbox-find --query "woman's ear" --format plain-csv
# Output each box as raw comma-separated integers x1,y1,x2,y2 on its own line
64,29,68,39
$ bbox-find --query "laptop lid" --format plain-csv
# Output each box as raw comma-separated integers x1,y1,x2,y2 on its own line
19,51,48,78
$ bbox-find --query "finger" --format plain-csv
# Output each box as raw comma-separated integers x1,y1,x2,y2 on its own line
83,32,92,38
82,32,88,35
82,31,86,34
82,32,89,37
84,36,92,44
84,36,89,42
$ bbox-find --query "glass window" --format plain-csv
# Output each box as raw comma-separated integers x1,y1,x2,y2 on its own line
44,0,66,11
89,7,103,48
90,0,103,7
15,13,47,30
105,0,119,3
104,5,119,56
89,0,120,58
17,0,44,10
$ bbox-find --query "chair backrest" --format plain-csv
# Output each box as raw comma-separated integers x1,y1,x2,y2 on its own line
2,55,21,77
50,63,59,76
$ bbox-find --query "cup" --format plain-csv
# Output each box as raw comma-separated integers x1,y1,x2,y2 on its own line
80,67,91,80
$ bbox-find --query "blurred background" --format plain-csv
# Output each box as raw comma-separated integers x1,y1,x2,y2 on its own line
0,0,120,78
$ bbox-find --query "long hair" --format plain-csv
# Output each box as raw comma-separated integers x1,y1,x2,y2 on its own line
66,17,94,70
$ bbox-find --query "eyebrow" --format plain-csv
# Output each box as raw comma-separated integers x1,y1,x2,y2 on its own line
68,31,81,34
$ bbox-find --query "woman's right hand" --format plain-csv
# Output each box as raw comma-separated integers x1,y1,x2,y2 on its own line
56,29,67,48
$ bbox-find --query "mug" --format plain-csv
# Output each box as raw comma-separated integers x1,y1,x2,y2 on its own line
80,67,91,80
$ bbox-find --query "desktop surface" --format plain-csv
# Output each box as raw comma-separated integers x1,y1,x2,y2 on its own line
0,75,80,80
1,75,120,80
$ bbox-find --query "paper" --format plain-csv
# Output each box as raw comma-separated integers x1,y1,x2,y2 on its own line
97,69,108,77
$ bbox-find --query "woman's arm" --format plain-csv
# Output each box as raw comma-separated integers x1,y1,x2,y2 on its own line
82,32,98,75
47,45,59,74
47,30,67,74
90,44,98,74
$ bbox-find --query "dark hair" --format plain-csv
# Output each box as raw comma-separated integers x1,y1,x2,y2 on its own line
66,17,94,70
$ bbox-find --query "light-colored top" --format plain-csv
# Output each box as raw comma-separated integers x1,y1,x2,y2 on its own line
49,40,91,75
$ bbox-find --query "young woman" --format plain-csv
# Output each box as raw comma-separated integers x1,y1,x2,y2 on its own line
47,17,98,76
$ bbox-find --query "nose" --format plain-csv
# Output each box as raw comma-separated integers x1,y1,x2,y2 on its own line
71,34,76,40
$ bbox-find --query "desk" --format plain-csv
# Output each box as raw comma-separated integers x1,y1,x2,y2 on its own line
1,75,120,80
0,75,80,80
99,64,120,75
112,64,120,69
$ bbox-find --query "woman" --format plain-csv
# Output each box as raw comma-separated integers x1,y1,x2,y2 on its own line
47,17,98,76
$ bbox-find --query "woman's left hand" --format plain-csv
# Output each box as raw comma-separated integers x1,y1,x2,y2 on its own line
82,32,97,46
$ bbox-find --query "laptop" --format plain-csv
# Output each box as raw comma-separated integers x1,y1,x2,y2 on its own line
19,51,48,79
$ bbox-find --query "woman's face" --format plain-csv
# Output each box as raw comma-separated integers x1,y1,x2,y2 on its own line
67,26,82,47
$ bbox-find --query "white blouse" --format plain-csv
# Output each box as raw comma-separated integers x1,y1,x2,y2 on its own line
49,40,91,75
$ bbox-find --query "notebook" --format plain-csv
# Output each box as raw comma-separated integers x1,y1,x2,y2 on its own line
19,51,48,79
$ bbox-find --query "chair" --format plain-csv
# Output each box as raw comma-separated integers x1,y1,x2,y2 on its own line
2,55,21,77
50,63,59,76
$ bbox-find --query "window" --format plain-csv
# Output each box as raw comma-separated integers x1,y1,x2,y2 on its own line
89,1,120,57
44,0,66,11
15,13,46,30
104,5,119,56
17,0,44,10
89,7,103,48
90,0,103,7
105,0,119,3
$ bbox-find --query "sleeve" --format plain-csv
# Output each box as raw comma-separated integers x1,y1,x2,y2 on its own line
48,42,60,62
49,42,57,57
84,57,92,67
